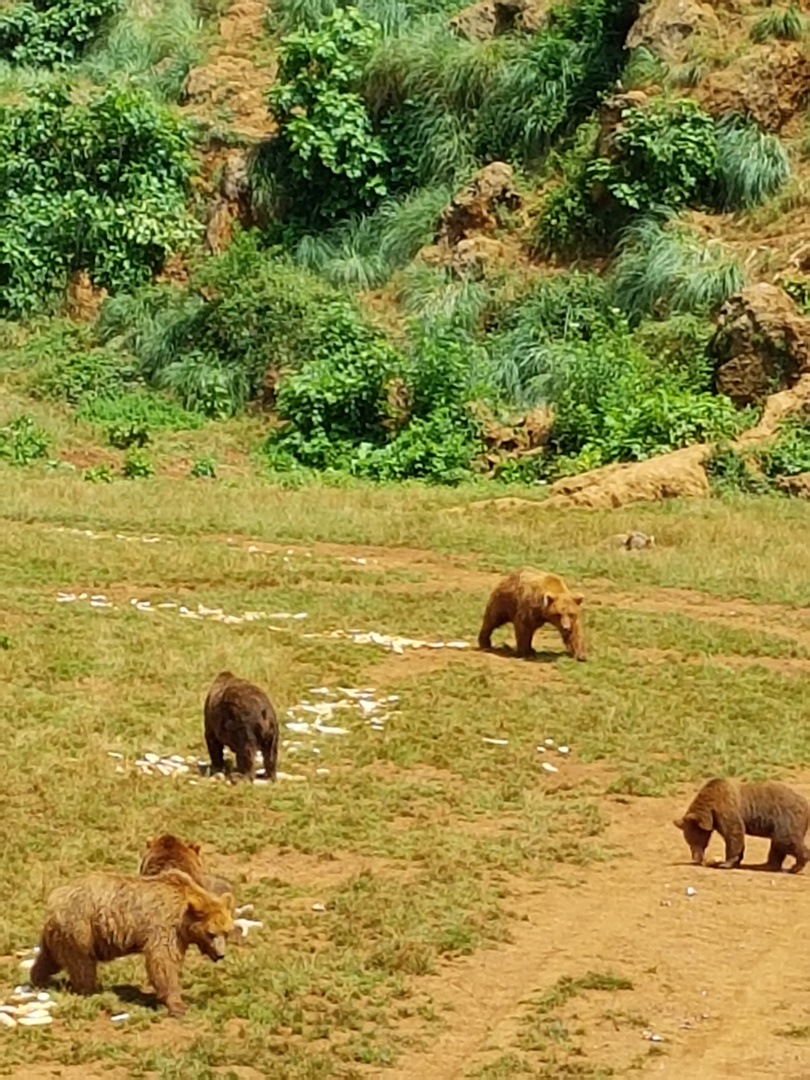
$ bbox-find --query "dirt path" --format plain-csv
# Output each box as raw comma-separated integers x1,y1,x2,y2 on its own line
384,789,810,1078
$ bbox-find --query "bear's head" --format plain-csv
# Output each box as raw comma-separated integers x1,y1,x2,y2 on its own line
543,590,586,660
183,887,236,962
673,810,713,865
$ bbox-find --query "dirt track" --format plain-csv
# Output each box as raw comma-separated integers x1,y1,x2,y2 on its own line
385,790,810,1078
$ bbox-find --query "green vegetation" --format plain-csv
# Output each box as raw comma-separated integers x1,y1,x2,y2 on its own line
0,0,120,66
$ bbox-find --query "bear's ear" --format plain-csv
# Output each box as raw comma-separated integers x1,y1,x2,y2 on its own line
220,892,235,914
673,817,685,831
189,842,201,855
145,837,155,849
688,809,713,831
572,593,584,606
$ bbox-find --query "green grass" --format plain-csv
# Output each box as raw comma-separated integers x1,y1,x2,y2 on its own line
6,459,810,1072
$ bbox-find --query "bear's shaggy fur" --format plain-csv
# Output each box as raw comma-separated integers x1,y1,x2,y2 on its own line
204,670,279,782
478,569,586,661
674,778,810,872
29,869,235,1016
140,834,232,897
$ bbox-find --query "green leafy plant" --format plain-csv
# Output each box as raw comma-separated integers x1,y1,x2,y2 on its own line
32,348,140,406
0,83,198,317
0,415,50,465
0,0,121,65
107,420,150,449
705,444,771,495
83,463,115,483
190,456,217,478
760,419,810,478
122,448,154,478
256,7,389,225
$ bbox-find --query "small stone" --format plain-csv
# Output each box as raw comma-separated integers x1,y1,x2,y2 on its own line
686,886,697,897
557,745,570,755
544,738,555,747
143,753,160,764
312,902,326,912
542,762,559,773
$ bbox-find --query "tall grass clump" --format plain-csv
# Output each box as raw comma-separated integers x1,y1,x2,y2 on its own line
81,0,205,101
395,264,491,333
293,184,451,288
608,216,745,322
714,118,791,210
750,4,804,43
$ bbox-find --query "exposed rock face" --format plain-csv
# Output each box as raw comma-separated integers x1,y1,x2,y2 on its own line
204,148,252,254
545,445,711,509
65,270,108,322
712,284,810,407
451,236,506,280
476,407,553,474
450,0,551,40
596,90,650,160
625,0,720,64
436,162,521,246
694,43,810,131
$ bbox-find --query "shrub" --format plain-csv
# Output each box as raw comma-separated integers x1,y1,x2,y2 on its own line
544,332,743,470
705,444,771,495
256,7,389,225
76,389,203,431
0,0,120,66
608,215,745,322
190,456,217,478
31,347,140,405
760,419,810,478
0,414,50,465
83,463,115,483
0,83,198,317
107,421,149,449
122,448,154,477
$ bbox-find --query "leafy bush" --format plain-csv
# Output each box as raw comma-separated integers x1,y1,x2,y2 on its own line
256,7,389,225
122,448,154,477
190,456,217,478
537,101,790,254
705,444,771,495
0,415,50,465
31,347,140,405
95,235,368,417
0,84,198,317
76,389,203,431
0,0,120,65
760,419,810,478
544,332,743,471
107,421,149,449
608,216,745,322
83,463,115,483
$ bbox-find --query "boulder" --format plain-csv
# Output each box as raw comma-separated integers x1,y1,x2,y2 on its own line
712,284,810,406
545,445,711,509
450,0,551,40
694,43,810,131
452,236,506,279
625,0,720,64
65,270,107,322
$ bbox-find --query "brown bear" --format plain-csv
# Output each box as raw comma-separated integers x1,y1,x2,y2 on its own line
674,778,810,872
139,835,232,897
204,670,279,782
29,869,235,1016
478,569,586,661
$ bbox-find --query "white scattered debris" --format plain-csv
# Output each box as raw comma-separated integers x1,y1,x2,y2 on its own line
111,1013,130,1023
542,762,559,774
0,983,55,1030
305,628,471,653
557,745,570,755
233,918,263,939
312,903,326,913
56,591,308,629
536,746,546,754
643,1030,664,1043
686,886,697,897
483,737,508,746
235,904,254,917
544,738,556,748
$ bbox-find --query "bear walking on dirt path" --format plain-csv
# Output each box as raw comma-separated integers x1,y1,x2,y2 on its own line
478,569,586,661
204,670,279,782
29,869,235,1016
674,778,810,872
140,834,232,897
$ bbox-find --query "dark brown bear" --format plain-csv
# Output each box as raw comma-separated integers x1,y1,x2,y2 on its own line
29,869,235,1016
140,834,232,896
204,670,279,782
674,778,810,872
478,569,586,661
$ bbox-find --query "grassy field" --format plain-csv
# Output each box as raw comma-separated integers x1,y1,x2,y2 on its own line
4,461,810,1078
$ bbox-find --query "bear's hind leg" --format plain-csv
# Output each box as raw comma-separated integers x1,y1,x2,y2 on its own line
259,728,278,782
765,840,789,871
478,601,507,651
205,729,226,774
65,955,100,995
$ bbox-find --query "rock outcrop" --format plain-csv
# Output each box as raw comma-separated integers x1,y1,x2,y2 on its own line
450,0,550,40
712,284,810,407
625,0,720,63
694,43,810,131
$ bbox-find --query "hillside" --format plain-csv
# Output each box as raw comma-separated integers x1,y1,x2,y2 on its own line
2,0,810,497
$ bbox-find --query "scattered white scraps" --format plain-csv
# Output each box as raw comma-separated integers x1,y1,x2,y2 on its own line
312,902,327,913
233,918,263,939
283,686,400,743
303,628,471,654
686,886,697,897
56,591,308,629
643,1031,664,1043
0,981,54,1030
111,1013,130,1023
542,762,559,774
483,737,508,746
